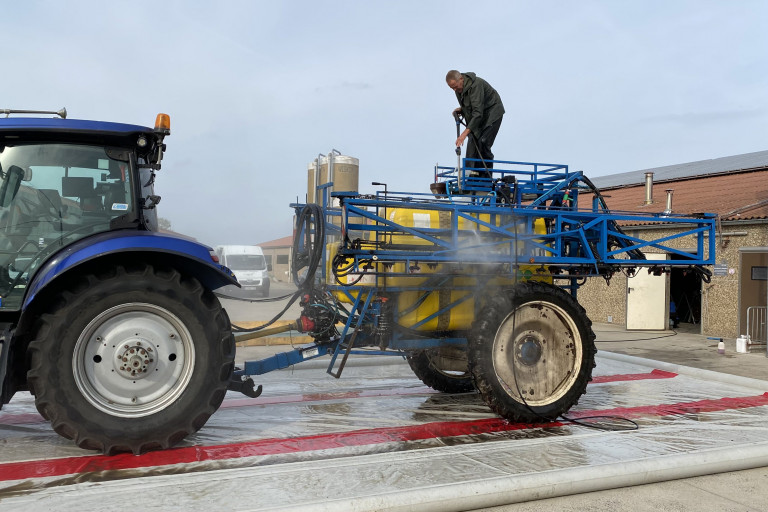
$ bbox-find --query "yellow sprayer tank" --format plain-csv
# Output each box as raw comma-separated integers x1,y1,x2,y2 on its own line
329,207,550,332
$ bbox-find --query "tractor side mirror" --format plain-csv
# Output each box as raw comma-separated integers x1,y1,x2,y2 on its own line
0,165,25,207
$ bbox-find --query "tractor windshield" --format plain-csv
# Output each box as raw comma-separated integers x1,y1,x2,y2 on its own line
0,143,134,310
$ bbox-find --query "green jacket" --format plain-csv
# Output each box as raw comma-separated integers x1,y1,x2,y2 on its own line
456,72,505,136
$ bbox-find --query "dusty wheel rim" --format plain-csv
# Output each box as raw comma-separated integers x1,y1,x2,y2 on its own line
72,303,195,418
492,300,582,407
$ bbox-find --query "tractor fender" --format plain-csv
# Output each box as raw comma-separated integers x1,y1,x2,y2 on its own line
22,231,239,310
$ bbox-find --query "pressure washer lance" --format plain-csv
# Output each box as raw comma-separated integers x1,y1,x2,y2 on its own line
454,110,463,192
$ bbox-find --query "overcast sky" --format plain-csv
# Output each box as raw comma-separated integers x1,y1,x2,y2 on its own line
4,1,767,246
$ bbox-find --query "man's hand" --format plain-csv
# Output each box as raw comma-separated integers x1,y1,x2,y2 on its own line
455,128,470,147
452,108,462,119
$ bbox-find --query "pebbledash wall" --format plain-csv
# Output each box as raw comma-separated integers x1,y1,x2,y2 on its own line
577,220,768,338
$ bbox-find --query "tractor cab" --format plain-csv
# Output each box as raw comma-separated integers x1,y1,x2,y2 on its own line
0,109,170,310
0,110,238,455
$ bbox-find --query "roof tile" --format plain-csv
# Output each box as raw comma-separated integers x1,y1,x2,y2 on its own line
590,169,768,221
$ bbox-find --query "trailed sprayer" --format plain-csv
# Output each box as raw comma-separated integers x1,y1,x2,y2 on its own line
235,150,716,426
0,110,716,453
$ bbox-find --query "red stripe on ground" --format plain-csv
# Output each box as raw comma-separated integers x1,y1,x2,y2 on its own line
0,388,437,425
2,391,767,482
0,413,45,426
220,386,436,409
0,418,555,481
591,369,677,384
0,371,675,425
568,393,768,420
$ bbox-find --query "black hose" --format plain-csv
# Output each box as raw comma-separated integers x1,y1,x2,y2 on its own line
230,203,326,334
579,175,711,278
695,265,713,284
291,203,325,289
215,291,294,303
230,291,303,333
577,174,646,262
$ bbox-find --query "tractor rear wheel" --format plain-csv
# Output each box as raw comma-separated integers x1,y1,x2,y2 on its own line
27,263,235,454
407,347,475,393
468,281,595,422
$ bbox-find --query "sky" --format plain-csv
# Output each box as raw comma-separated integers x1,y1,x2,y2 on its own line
3,1,767,247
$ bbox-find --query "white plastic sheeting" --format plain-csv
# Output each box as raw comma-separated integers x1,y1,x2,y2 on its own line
1,352,767,511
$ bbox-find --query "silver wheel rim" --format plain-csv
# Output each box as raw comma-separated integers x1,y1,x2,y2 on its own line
492,300,582,407
73,303,195,418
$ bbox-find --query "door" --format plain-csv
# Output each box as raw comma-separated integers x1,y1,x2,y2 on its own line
739,250,768,340
626,253,669,330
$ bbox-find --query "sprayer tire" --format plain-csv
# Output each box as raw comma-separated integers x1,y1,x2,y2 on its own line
407,348,475,393
26,263,235,455
468,281,596,422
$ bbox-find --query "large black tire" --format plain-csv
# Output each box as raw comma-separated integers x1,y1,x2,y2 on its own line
468,281,596,422
26,263,235,455
407,347,475,393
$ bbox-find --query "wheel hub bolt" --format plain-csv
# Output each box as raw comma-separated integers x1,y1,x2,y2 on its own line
116,342,156,379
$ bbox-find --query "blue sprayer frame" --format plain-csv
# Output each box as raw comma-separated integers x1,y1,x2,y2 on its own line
236,157,716,379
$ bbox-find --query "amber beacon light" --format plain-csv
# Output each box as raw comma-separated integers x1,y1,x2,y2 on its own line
154,113,171,133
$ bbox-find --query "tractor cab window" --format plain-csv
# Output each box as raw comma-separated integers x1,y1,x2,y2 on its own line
0,143,134,310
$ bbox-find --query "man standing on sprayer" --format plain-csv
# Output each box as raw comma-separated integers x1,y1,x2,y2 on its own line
446,70,505,176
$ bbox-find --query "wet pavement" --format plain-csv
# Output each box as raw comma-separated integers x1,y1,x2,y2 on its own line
0,320,767,511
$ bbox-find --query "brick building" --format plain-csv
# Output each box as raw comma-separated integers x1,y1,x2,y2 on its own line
577,150,768,339
259,235,293,283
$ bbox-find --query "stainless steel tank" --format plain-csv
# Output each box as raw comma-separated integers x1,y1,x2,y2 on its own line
306,154,359,205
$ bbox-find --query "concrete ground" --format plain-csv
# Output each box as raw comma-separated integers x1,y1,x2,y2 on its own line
481,322,768,512
480,468,768,512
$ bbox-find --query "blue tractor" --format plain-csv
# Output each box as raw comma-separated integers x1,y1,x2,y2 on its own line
0,109,240,454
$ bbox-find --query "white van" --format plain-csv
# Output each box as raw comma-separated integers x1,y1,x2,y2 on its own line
214,245,270,297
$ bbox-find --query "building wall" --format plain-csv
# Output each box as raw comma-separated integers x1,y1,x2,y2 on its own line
262,246,291,282
577,221,767,339
578,271,628,327
704,223,767,338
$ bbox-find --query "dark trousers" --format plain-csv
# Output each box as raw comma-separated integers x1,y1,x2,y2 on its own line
466,117,503,177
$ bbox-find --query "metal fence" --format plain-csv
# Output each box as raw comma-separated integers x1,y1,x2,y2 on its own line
746,306,767,357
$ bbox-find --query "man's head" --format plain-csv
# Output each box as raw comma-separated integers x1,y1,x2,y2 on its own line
446,70,464,93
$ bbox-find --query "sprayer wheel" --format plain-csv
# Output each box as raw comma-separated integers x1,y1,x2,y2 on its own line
468,281,596,422
407,347,475,393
